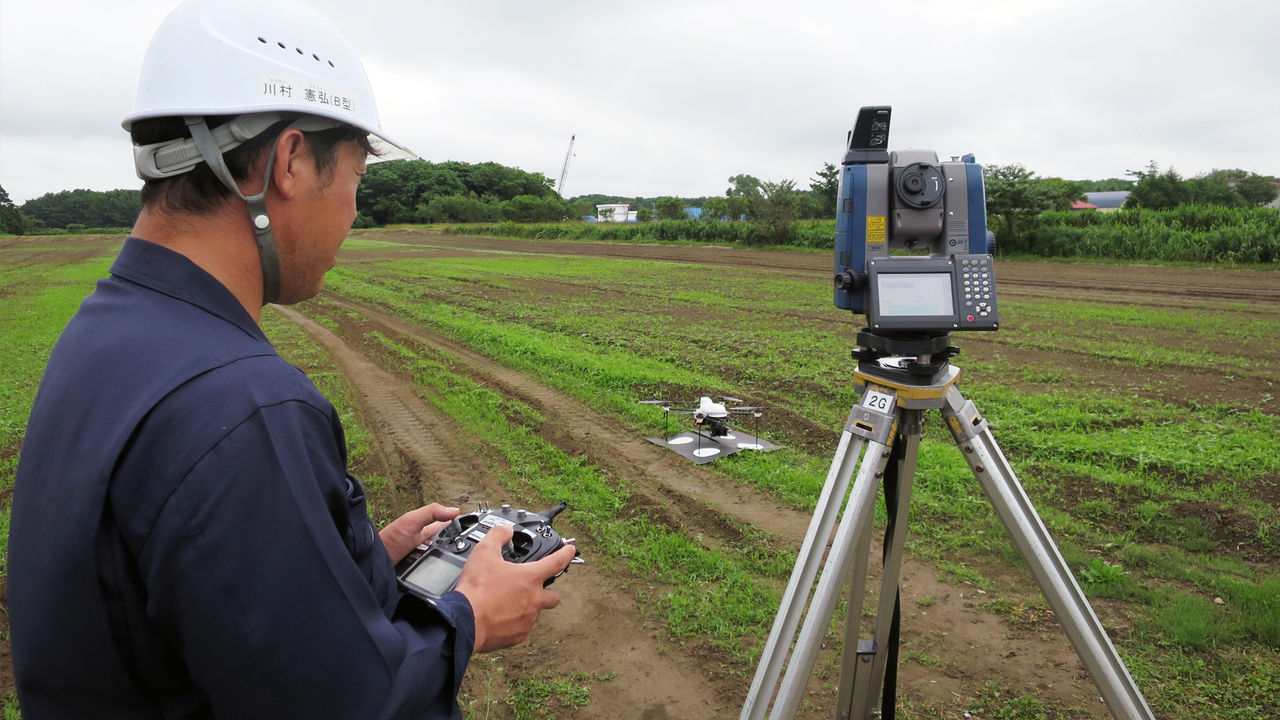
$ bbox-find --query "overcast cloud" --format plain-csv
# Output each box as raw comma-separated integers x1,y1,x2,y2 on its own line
2,0,1277,205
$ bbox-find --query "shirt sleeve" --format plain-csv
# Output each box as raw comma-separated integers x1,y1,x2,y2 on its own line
133,398,474,719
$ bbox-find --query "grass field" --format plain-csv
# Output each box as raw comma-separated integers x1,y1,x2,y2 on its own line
2,230,1277,719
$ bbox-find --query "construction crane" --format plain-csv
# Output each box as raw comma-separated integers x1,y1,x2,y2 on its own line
557,134,575,197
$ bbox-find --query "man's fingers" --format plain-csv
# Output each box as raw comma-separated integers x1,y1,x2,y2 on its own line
539,588,563,610
417,503,460,524
475,526,575,592
530,544,577,601
478,524,514,548
540,543,577,572
418,519,450,544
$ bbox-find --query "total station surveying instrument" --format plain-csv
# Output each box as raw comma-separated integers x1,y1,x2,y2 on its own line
740,107,1155,720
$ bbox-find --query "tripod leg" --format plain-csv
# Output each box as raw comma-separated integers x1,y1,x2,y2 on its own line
837,413,922,720
740,418,869,720
942,386,1155,720
835,497,878,716
769,433,891,718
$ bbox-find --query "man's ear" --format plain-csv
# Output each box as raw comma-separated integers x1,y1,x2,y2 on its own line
270,128,310,200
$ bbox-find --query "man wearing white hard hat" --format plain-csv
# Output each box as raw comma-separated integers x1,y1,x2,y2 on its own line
7,1,576,717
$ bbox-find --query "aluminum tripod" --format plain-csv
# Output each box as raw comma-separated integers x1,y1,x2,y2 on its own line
740,356,1155,720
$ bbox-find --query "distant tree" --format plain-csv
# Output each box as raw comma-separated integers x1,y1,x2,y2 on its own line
1233,174,1280,206
356,159,556,225
726,174,761,197
635,206,654,222
983,164,1057,248
795,192,826,220
1,185,28,234
1037,177,1087,211
1123,163,1191,210
726,173,761,220
357,161,432,224
503,194,567,223
19,188,140,229
1200,170,1280,207
460,161,554,201
701,196,730,221
417,194,499,223
1185,175,1246,207
810,162,839,218
567,198,596,219
655,196,685,221
754,179,801,244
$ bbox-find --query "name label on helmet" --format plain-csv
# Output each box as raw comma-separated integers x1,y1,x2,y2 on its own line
261,75,356,115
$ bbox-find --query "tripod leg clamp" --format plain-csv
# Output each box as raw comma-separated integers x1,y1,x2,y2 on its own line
942,385,988,443
844,403,897,445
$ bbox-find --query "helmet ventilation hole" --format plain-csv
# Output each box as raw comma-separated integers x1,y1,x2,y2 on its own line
254,35,331,67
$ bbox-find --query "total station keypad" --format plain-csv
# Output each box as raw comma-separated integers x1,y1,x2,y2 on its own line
961,256,993,318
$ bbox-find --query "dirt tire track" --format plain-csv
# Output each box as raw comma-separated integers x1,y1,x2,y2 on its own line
272,305,485,505
273,303,751,719
311,290,814,548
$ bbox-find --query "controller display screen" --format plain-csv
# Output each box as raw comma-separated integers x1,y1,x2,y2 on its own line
875,273,954,316
404,556,463,597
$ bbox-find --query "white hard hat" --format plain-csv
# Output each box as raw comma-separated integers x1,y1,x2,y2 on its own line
124,0,416,305
124,0,413,162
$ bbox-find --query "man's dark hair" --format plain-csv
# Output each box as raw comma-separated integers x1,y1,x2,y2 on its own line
131,114,377,215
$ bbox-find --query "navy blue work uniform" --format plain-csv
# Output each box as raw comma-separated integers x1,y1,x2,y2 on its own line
9,237,474,718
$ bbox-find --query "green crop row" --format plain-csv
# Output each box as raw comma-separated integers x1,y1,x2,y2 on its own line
444,204,1280,265
445,219,837,249
1015,207,1280,263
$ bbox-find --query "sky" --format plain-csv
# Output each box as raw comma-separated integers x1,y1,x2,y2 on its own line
2,0,1278,205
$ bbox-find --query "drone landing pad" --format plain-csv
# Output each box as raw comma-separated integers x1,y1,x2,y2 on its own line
646,431,781,464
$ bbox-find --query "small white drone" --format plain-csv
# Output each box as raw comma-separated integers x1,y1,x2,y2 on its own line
638,395,782,464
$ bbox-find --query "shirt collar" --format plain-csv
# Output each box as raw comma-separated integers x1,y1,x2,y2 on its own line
110,237,268,343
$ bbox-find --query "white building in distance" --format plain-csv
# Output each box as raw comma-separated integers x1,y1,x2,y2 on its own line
595,203,637,222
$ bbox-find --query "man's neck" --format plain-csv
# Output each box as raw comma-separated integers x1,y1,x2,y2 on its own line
131,205,265,322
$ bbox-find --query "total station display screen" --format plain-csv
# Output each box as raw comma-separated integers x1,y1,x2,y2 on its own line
875,273,955,317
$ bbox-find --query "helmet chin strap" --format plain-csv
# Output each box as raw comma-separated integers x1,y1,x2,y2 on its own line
185,116,282,305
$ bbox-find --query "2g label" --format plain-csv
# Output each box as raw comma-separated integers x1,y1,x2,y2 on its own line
861,388,894,413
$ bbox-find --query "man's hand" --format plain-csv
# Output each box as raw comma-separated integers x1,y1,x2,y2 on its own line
379,504,459,565
454,524,577,653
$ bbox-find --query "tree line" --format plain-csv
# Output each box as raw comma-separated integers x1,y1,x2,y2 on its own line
1,186,141,235
353,160,563,225
5,156,1277,264
983,161,1278,259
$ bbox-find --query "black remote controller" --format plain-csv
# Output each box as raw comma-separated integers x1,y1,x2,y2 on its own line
396,502,580,602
